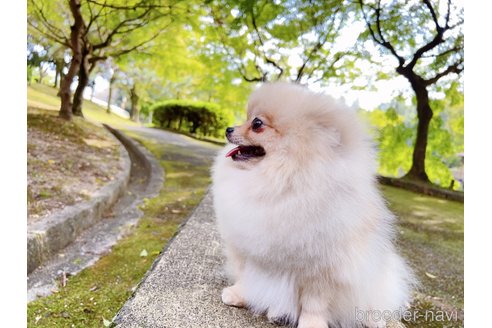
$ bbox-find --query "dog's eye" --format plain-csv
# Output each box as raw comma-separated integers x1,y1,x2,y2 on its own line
251,118,263,131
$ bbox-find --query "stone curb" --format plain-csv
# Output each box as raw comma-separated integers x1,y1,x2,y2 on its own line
27,127,132,274
103,125,164,200
378,175,464,202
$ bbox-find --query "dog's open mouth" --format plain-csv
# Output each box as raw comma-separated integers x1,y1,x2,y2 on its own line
226,145,266,161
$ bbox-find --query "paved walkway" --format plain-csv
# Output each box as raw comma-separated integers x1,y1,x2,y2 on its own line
124,126,221,167
114,192,276,328
28,127,162,301
28,126,219,302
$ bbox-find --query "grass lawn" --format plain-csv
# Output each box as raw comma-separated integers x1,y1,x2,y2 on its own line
382,185,464,327
27,83,139,128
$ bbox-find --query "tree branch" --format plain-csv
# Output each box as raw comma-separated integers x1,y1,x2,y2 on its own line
310,52,345,84
86,0,174,11
421,45,463,59
295,6,343,83
445,0,452,28
249,5,283,79
208,6,265,83
424,59,463,85
28,22,71,48
406,0,448,71
28,0,70,47
92,7,155,50
423,0,441,32
358,0,405,66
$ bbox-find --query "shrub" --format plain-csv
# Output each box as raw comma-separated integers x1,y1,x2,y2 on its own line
150,99,232,138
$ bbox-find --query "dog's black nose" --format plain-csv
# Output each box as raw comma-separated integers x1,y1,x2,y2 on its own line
226,127,234,135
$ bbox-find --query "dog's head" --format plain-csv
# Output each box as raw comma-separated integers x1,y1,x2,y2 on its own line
224,82,354,168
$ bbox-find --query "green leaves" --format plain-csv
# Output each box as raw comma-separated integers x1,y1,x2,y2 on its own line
358,0,464,82
362,84,464,190
203,0,353,83
151,99,233,138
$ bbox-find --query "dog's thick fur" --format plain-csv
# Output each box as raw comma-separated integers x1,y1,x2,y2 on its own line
212,82,414,328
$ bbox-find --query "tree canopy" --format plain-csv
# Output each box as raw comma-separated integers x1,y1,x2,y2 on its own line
203,0,355,84
358,0,463,182
27,0,464,189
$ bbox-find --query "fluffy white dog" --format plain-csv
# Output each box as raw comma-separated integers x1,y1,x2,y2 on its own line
212,82,414,328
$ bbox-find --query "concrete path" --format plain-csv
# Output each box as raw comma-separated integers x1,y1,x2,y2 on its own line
27,126,220,302
28,127,163,301
112,128,276,327
28,126,222,303
114,192,277,328
123,126,221,166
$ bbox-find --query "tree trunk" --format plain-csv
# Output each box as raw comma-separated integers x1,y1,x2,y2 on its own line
107,73,116,114
38,64,45,84
72,47,92,117
60,69,65,86
91,83,96,100
53,58,64,88
130,84,140,122
59,0,85,121
54,69,59,88
190,122,199,134
403,74,433,183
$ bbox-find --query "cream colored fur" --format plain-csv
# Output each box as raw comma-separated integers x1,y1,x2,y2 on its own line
212,82,415,328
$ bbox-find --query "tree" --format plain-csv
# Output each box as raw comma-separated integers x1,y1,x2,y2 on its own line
28,0,180,120
59,0,86,120
106,69,117,114
113,11,255,121
358,0,464,183
27,40,49,84
205,0,352,84
45,44,68,88
129,84,140,122
114,66,144,122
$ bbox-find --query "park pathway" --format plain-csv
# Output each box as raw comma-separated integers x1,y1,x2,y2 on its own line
27,126,219,302
112,127,279,327
122,126,221,166
113,191,278,328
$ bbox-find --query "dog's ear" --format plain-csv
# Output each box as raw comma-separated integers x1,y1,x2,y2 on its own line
309,109,343,147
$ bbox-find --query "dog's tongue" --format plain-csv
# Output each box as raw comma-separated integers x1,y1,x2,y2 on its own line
226,146,241,158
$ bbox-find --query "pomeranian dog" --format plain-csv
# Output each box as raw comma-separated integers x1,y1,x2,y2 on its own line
211,82,414,328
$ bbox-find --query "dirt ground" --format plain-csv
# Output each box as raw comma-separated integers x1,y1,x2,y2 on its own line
27,108,122,222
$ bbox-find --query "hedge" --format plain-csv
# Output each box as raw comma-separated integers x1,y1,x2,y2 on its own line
150,99,233,138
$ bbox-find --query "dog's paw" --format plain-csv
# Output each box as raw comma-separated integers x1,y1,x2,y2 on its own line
221,286,245,308
297,314,328,328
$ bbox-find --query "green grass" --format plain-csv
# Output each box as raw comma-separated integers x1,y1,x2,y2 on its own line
27,136,212,328
381,185,464,327
27,83,139,128
27,84,61,109
28,109,101,145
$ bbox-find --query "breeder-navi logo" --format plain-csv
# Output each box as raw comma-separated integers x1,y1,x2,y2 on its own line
355,307,459,324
